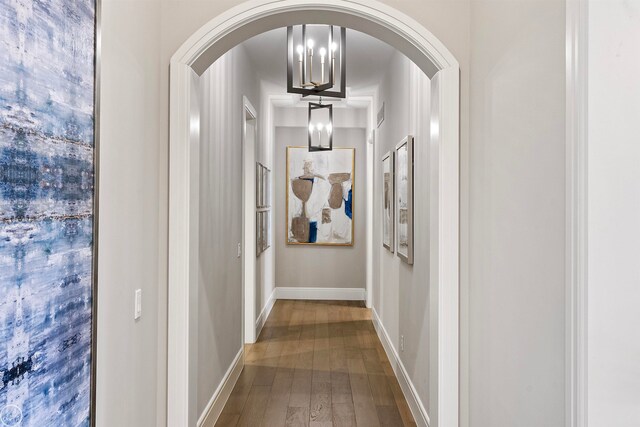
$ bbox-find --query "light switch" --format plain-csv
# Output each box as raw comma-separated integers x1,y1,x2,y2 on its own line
237,243,242,258
134,289,142,320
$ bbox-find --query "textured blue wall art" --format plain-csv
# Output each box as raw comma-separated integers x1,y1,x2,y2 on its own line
0,0,96,425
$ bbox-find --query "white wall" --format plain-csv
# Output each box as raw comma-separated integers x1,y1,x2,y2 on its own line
96,1,165,426
197,44,261,415
587,2,640,426
372,50,434,417
468,0,566,425
273,107,368,290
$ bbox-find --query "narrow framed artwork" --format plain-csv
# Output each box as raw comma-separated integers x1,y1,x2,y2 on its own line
382,151,395,252
256,162,263,208
0,0,100,425
263,210,270,251
286,146,355,246
256,162,271,209
256,162,270,257
395,136,414,264
256,211,264,257
262,165,270,208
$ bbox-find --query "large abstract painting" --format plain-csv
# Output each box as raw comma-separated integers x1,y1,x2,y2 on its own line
287,147,354,246
395,136,414,264
0,0,97,425
382,151,394,252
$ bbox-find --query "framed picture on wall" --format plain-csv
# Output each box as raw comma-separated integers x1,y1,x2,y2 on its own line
256,211,264,256
263,210,270,251
0,0,99,424
395,136,414,264
256,162,271,209
256,162,271,257
286,146,355,246
256,162,263,208
263,165,270,208
382,151,395,252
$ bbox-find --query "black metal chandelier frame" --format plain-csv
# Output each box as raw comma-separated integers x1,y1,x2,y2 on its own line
308,102,333,152
287,24,347,99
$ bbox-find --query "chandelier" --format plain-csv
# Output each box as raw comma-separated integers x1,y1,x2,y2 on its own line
287,24,346,151
287,24,346,99
308,101,333,152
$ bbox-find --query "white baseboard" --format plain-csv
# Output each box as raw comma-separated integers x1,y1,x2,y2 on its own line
197,348,244,427
255,288,276,339
274,286,366,301
371,308,431,427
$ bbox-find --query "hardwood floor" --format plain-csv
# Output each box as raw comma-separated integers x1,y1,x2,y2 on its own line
215,300,416,427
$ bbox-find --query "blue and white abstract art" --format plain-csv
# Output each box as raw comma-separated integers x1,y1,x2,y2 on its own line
287,147,354,246
0,0,96,425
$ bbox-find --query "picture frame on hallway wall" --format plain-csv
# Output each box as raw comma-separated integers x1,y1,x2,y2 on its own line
256,211,262,256
256,162,271,257
256,162,271,209
256,162,263,208
256,210,270,256
263,210,270,252
286,146,355,246
382,151,395,252
395,136,414,264
263,165,270,208
0,0,99,424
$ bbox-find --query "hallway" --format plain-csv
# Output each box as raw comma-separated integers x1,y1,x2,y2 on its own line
215,300,416,427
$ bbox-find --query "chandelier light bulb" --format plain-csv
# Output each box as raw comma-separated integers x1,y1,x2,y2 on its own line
326,123,333,134
317,122,324,131
319,47,327,83
309,123,315,133
307,39,314,49
331,42,338,52
296,44,304,64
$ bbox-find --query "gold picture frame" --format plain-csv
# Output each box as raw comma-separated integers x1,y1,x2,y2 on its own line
286,146,355,246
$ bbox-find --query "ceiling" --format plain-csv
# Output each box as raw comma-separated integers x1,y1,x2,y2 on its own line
242,27,396,92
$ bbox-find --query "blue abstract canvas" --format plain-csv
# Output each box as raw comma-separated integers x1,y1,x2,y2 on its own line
287,147,354,245
0,0,96,425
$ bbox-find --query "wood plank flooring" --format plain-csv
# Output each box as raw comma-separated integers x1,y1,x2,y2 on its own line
215,300,416,427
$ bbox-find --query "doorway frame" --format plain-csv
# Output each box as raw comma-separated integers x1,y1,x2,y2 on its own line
168,1,460,425
566,0,588,425
241,96,258,345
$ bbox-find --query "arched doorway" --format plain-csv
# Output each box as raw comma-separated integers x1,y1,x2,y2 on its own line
168,1,459,425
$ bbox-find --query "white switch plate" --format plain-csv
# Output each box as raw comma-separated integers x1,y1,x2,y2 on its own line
237,243,242,258
400,335,405,352
134,289,142,320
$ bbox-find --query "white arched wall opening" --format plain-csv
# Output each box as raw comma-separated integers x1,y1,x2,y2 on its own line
168,0,460,425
